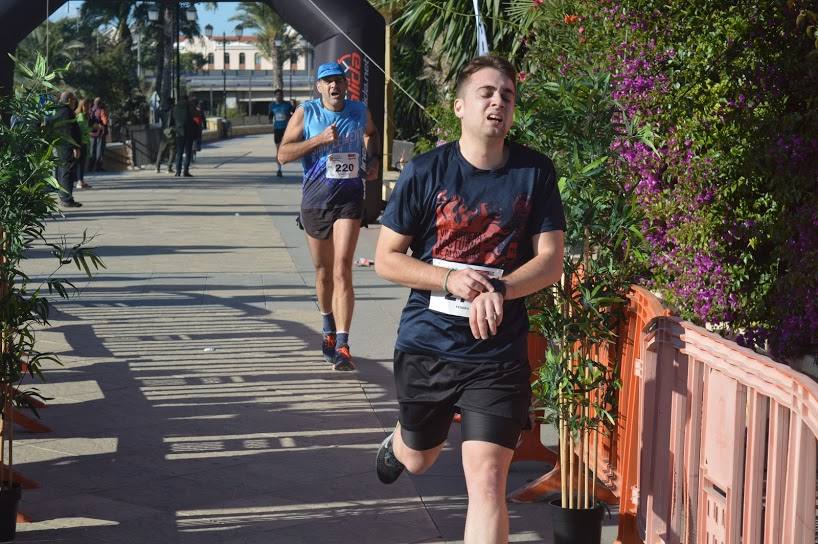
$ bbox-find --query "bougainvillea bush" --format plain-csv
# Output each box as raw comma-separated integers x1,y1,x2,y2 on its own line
501,0,818,360
610,0,818,359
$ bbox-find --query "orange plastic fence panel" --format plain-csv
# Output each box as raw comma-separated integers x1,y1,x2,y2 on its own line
629,317,818,544
614,287,669,544
741,391,767,544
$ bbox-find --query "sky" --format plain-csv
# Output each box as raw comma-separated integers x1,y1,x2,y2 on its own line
49,1,254,36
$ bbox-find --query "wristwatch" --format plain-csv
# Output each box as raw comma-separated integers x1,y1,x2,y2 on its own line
488,278,507,298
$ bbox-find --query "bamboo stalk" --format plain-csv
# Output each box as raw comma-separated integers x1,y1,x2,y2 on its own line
0,410,4,488
568,423,574,509
593,420,598,507
0,231,6,491
560,411,568,508
9,398,13,478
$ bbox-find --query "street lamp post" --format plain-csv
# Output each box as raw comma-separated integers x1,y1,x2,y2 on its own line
175,3,180,100
176,3,198,100
233,25,243,116
147,4,160,123
274,38,282,94
289,52,297,101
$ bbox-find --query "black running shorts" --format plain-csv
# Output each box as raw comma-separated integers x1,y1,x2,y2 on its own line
274,128,285,144
394,350,531,451
299,202,363,240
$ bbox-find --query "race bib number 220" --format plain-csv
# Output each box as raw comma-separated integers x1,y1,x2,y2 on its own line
326,153,359,179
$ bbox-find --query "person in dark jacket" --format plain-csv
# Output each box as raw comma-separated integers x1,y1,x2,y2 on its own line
47,91,83,208
155,98,177,173
173,95,195,177
192,99,206,154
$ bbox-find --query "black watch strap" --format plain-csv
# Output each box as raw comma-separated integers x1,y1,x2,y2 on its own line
488,278,507,298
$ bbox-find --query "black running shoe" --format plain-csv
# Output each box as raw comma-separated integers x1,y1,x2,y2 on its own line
321,333,336,364
376,432,405,484
333,344,356,371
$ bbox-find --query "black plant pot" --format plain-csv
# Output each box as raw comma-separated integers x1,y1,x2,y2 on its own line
547,498,605,544
0,483,21,542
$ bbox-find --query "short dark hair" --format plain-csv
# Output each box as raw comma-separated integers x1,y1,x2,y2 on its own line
274,89,283,94
455,55,517,97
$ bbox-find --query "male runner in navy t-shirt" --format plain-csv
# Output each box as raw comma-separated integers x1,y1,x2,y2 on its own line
374,55,565,542
278,62,380,371
269,89,293,177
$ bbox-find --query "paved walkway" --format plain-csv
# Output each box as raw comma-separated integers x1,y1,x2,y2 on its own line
16,135,617,543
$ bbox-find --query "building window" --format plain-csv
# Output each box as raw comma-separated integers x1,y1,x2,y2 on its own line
254,53,262,67
224,52,230,68
239,53,246,66
207,53,214,67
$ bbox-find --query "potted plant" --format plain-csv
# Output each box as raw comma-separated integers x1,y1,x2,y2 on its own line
529,245,629,544
0,54,103,540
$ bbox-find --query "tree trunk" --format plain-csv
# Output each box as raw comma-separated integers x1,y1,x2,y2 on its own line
159,7,174,111
154,26,165,99
270,38,284,91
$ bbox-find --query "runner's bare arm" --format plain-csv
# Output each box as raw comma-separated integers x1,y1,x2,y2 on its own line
375,226,493,301
277,107,336,164
364,110,380,181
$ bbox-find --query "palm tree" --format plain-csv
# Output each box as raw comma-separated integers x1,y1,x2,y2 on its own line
14,19,93,86
81,0,136,49
230,2,290,90
383,0,521,81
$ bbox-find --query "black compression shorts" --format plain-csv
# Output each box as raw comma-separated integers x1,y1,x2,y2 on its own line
393,350,531,450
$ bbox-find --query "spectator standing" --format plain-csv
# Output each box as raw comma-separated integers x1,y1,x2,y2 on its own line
74,98,93,189
268,89,294,177
173,95,195,177
155,98,176,174
47,91,83,208
88,97,109,172
192,99,206,154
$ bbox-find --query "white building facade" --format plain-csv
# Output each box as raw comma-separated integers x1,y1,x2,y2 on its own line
180,35,310,73
177,35,315,116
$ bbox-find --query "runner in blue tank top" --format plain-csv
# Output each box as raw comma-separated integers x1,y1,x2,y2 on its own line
268,89,294,177
277,62,380,371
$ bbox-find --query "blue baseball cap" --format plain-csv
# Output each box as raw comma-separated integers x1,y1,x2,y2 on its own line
316,62,346,80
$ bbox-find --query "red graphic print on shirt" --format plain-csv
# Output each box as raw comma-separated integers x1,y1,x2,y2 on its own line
432,190,532,267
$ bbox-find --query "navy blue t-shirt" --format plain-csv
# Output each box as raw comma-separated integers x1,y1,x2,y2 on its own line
381,141,566,363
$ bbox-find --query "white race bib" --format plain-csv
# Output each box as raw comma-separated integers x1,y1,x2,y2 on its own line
326,153,360,179
274,112,287,122
429,258,503,317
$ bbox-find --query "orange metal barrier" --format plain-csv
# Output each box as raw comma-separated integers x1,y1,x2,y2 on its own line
620,315,818,543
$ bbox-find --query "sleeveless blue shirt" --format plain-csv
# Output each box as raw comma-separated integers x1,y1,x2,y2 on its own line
300,98,368,209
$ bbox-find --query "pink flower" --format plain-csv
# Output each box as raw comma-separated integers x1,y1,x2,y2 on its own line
518,71,528,82
533,0,544,5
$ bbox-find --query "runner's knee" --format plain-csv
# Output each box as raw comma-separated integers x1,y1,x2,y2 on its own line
315,264,333,284
332,263,352,286
463,458,507,501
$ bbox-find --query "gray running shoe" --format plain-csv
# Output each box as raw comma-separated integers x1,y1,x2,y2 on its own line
376,432,405,484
